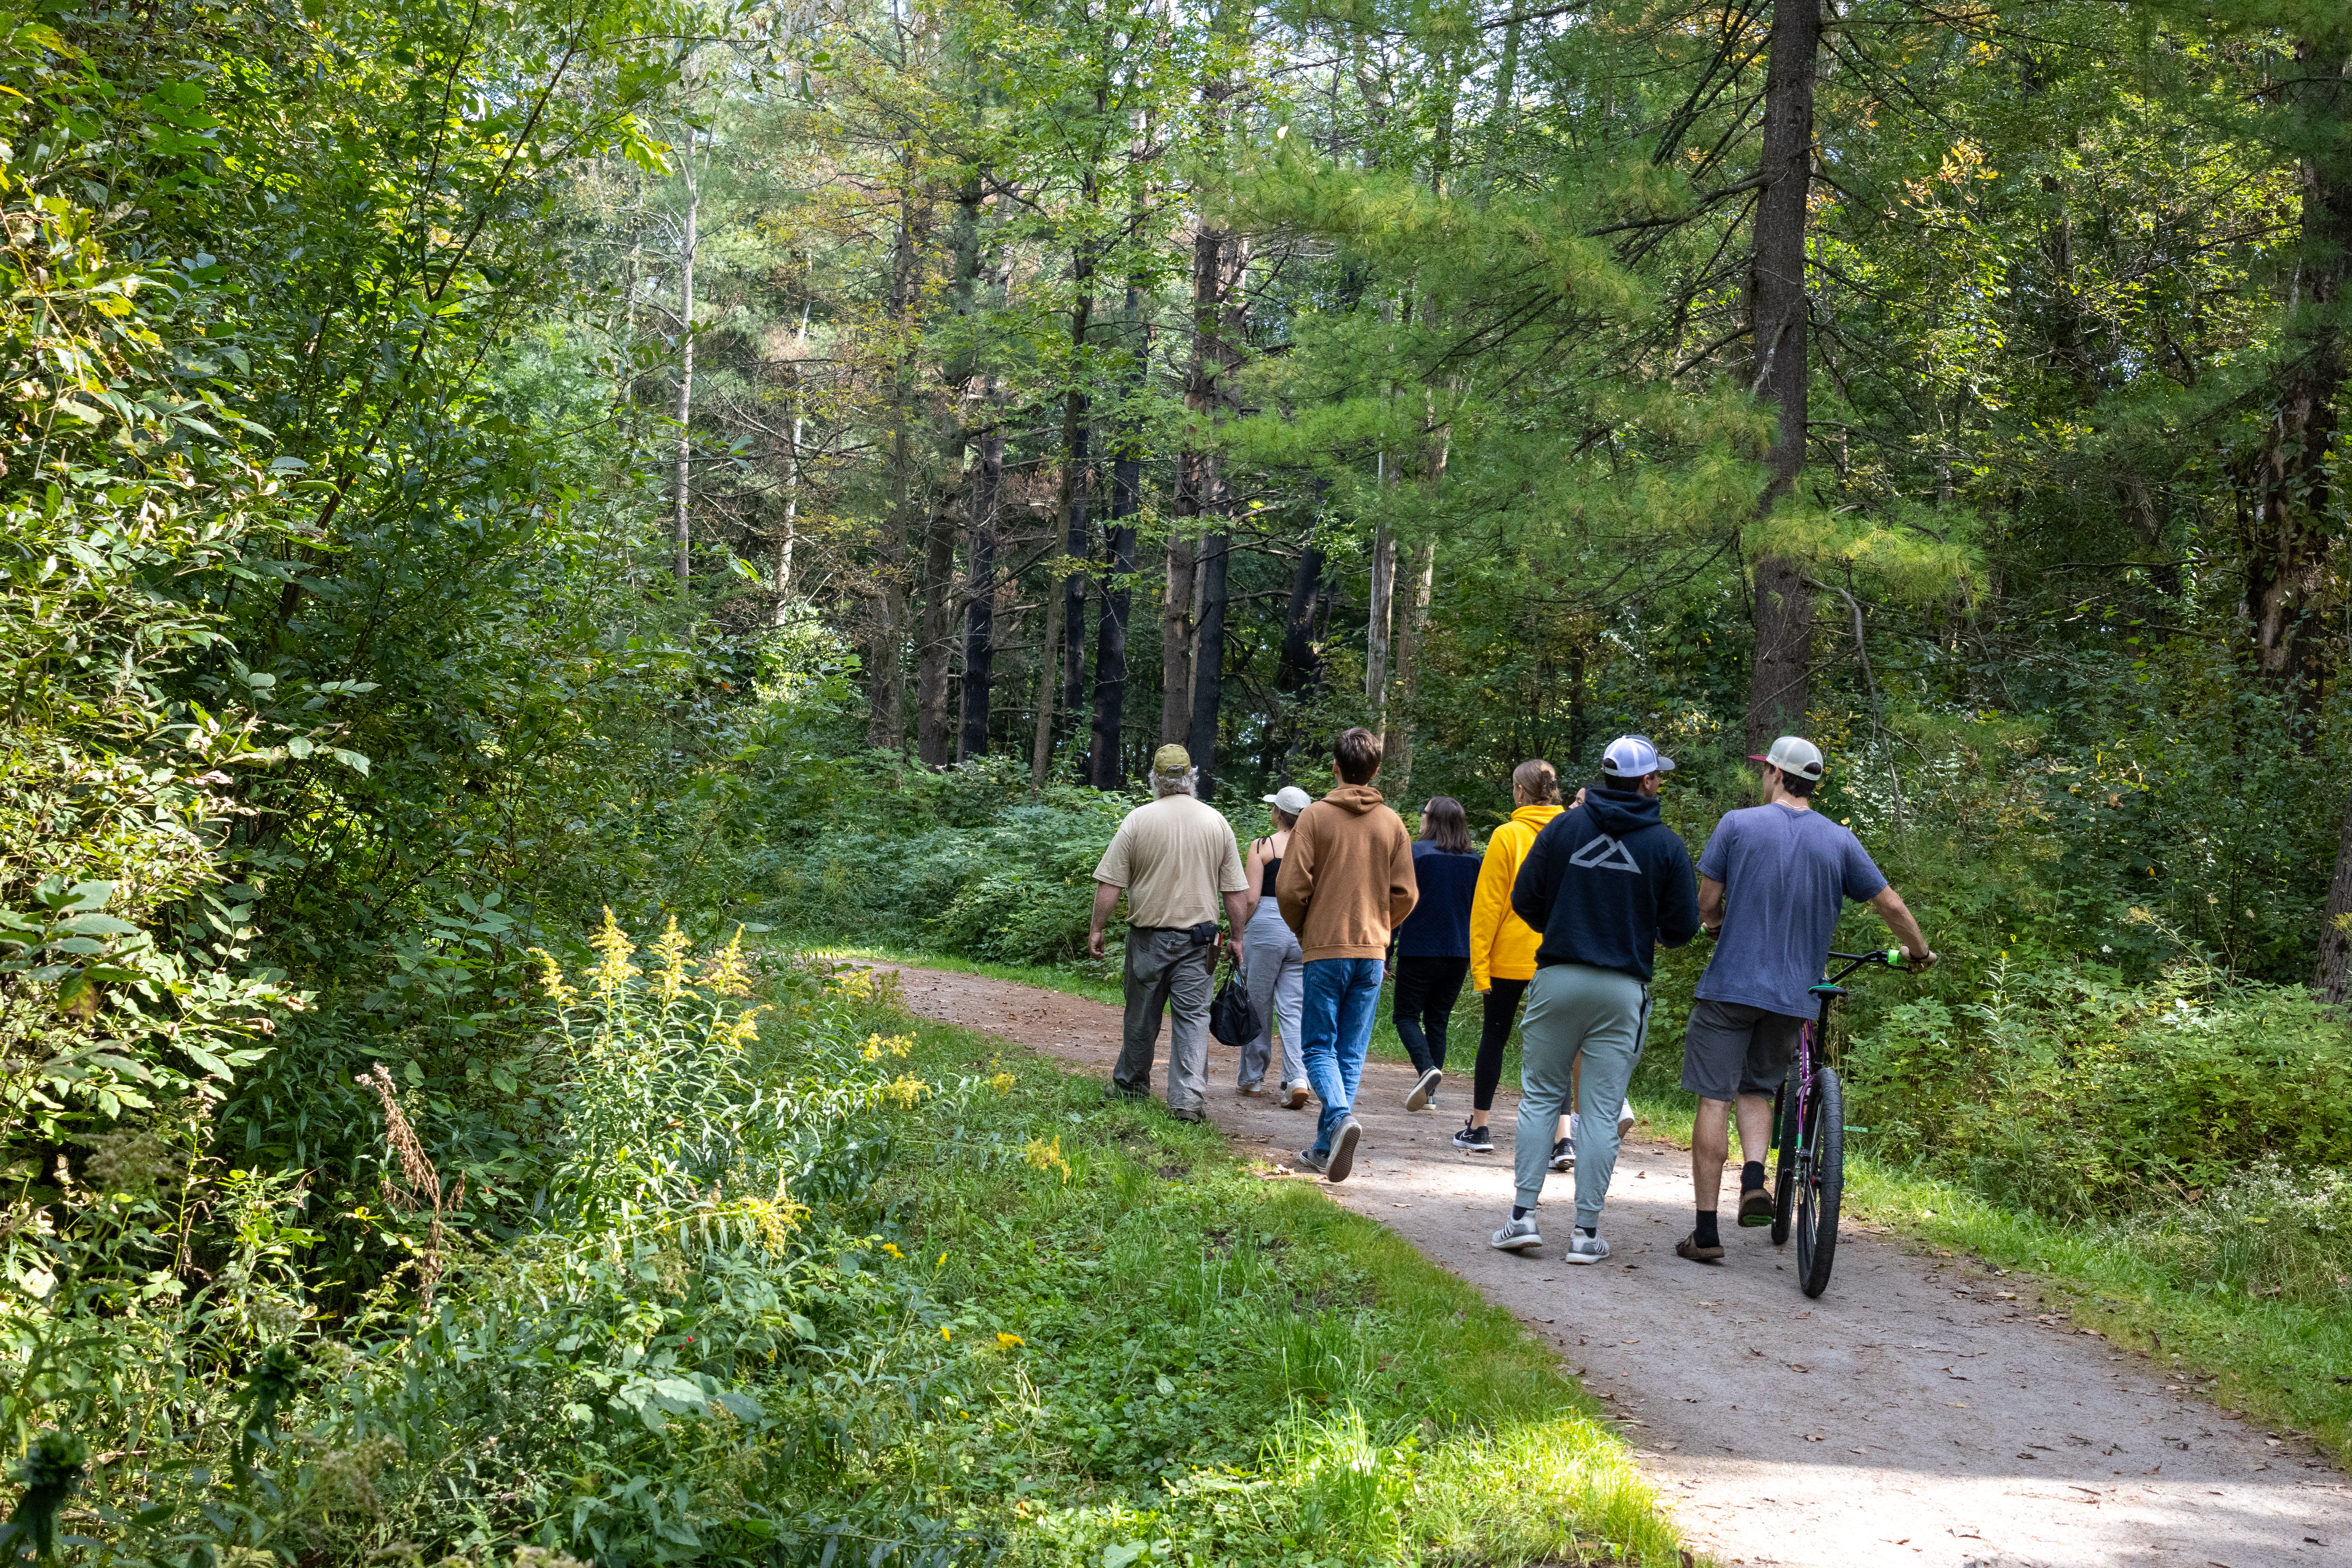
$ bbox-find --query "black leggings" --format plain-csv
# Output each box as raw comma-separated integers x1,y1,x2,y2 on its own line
1472,976,1531,1111
1392,956,1470,1076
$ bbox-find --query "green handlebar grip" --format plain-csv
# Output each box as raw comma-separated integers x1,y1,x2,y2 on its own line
1885,947,1907,969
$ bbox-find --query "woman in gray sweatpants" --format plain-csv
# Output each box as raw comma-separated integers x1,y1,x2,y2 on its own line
1238,789,1311,1103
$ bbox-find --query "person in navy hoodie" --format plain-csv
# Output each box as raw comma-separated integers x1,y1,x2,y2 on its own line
1488,735,1699,1263
1389,796,1482,1112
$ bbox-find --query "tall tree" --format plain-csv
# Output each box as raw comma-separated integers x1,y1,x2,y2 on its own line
672,123,701,584
1743,0,1823,752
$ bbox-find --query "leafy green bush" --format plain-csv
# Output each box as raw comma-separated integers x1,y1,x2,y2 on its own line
1846,940,2352,1221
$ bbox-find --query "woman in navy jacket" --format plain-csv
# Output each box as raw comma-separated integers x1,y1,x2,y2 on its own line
1390,797,1482,1111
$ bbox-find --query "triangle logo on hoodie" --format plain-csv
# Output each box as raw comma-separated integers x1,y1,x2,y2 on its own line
1568,834,1642,874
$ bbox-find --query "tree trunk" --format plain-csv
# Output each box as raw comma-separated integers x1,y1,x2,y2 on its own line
1741,0,1822,753
915,495,961,766
1058,396,1092,750
771,300,809,623
958,411,1002,761
869,190,922,751
672,126,699,585
1384,540,1434,798
1366,521,1395,711
1160,537,1195,744
1090,290,1145,788
1187,531,1230,801
2245,37,2350,712
2319,789,2352,1003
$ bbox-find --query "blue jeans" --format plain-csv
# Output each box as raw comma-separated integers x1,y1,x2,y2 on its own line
1301,958,1383,1153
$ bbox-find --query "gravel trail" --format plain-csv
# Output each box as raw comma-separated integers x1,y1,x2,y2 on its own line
873,964,2350,1568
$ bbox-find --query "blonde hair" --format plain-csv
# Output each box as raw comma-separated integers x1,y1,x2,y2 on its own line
1511,759,1560,806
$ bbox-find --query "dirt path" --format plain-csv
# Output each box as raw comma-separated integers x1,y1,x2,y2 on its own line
874,964,2351,1567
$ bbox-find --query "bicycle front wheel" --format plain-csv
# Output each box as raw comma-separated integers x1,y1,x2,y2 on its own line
1795,1066,1846,1298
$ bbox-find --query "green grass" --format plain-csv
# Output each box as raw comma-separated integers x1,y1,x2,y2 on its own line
857,983,1691,1566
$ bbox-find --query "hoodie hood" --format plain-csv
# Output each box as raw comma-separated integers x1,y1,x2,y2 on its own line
1511,803,1563,833
1321,783,1387,816
1582,786,1663,838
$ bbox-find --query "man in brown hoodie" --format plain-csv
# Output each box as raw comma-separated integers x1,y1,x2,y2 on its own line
1276,727,1418,1181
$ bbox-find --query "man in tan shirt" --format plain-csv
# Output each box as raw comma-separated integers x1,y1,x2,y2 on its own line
1089,744,1250,1121
1275,727,1417,1180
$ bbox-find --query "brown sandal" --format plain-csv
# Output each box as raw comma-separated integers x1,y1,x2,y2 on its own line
1739,1187,1777,1227
1675,1231,1726,1263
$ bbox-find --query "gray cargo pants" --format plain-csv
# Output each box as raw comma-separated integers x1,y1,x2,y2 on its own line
1112,927,1216,1116
1513,962,1650,1231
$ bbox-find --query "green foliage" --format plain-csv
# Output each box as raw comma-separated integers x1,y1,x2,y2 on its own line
1846,943,2352,1221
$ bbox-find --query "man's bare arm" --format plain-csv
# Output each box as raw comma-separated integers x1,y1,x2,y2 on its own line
1222,888,1250,967
1869,884,1935,965
1698,875,1725,933
1087,881,1123,960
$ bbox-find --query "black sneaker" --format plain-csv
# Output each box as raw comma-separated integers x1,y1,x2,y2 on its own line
1548,1136,1573,1173
1325,1117,1363,1182
1452,1120,1492,1153
1404,1067,1442,1112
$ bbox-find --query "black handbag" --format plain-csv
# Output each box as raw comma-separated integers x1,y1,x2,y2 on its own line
1209,968,1263,1048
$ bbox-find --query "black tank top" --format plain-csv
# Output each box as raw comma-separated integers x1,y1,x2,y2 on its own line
1257,838,1282,898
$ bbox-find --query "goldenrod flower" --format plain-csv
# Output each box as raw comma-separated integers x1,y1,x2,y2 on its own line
989,1071,1017,1095
881,1075,928,1109
527,948,579,1010
650,914,693,1002
1023,1136,1072,1182
698,925,755,995
996,1332,1024,1350
881,1241,905,1259
588,908,639,1002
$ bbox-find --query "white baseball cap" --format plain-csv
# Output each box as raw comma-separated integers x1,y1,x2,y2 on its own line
1262,785,1313,815
1600,734,1675,778
1749,735,1825,780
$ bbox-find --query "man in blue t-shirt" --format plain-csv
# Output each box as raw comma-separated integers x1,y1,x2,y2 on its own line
1675,735,1935,1265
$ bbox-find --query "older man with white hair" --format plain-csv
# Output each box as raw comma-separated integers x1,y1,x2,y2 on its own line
1089,744,1252,1122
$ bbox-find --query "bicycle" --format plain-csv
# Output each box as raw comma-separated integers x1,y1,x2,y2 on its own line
1768,947,1915,1298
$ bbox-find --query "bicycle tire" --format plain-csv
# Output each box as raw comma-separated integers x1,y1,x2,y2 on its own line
1796,1066,1846,1298
1769,1079,1795,1247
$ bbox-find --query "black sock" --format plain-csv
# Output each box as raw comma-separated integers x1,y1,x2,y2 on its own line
1577,1226,1596,1239
1511,1205,1530,1221
1742,1160,1766,1192
1694,1209,1720,1248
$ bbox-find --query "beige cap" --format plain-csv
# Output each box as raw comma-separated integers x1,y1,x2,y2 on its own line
1151,743,1192,774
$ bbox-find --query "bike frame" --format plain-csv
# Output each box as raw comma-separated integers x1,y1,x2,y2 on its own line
1775,950,1889,1220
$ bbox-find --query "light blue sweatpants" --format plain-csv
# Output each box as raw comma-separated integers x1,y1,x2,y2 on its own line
1513,962,1650,1230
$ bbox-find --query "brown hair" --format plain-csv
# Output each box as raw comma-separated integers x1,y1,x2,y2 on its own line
1419,796,1473,854
1775,767,1820,800
1510,758,1560,805
1334,726,1383,784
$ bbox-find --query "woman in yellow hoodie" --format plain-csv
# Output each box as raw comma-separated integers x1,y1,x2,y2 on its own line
1454,760,1565,1154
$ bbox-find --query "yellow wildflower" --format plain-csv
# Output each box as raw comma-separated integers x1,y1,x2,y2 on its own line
861,1032,913,1061
588,908,639,1002
996,1332,1024,1350
881,1075,929,1109
741,1193,809,1255
716,1005,766,1052
988,1071,1017,1095
1023,1136,1072,1183
698,925,755,995
650,914,693,1002
881,1241,905,1260
527,948,579,1010
942,1326,951,1341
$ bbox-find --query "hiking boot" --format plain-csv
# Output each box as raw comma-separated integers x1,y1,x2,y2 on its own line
1548,1136,1574,1173
1491,1214,1543,1252
1283,1082,1310,1109
1324,1117,1363,1182
1452,1120,1493,1153
1405,1068,1442,1111
1563,1230,1611,1265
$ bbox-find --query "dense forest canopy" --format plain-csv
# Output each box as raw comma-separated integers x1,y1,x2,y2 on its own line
2,0,2349,1557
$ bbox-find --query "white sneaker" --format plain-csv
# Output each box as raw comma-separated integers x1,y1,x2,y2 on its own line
1617,1100,1636,1138
1405,1067,1442,1111
1563,1230,1611,1265
1491,1215,1543,1252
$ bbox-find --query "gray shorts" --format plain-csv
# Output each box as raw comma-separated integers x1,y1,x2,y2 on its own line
1681,998,1809,1101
